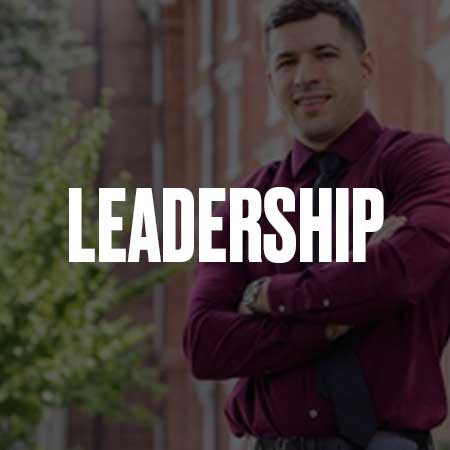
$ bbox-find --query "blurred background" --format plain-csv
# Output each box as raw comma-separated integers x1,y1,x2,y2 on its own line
1,0,450,449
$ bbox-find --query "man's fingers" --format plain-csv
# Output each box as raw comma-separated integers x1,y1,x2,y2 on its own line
369,215,406,245
325,324,353,341
373,216,402,242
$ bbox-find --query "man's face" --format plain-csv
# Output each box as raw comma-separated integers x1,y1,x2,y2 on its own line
266,13,374,149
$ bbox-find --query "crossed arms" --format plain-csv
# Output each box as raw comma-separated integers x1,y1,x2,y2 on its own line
183,217,404,379
183,139,450,380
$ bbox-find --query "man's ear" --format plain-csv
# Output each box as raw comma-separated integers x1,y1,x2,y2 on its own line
360,49,375,88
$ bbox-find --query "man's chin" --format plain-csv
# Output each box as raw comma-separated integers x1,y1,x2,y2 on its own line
288,114,337,144
300,121,337,144
296,111,330,130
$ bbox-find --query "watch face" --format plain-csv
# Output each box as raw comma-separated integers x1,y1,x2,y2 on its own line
243,278,268,312
244,286,255,305
245,279,262,310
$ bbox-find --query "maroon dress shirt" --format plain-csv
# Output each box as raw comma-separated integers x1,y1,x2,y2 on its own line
183,111,450,438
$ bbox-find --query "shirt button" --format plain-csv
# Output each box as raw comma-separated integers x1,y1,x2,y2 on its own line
278,304,286,313
309,409,319,419
323,298,331,308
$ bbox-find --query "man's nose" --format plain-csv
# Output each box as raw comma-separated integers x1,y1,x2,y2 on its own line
294,58,322,87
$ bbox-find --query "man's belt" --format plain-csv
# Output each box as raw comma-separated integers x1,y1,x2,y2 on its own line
256,431,431,450
257,436,353,450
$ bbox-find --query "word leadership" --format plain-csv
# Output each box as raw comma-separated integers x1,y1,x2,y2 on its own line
68,187,384,263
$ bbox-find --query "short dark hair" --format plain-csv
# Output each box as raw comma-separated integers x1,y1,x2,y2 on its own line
264,0,367,55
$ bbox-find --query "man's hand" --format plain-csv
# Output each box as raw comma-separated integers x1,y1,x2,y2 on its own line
253,278,271,314
325,324,353,340
368,215,407,245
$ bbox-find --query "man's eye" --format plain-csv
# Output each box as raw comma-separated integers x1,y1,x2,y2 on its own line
277,60,294,70
319,52,338,59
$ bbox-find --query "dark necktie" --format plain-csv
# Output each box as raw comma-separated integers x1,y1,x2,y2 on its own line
308,152,378,449
311,152,343,262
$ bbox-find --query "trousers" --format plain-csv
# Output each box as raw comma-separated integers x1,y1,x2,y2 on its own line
256,431,434,450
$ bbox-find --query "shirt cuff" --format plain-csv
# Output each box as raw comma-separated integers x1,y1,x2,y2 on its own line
268,270,331,318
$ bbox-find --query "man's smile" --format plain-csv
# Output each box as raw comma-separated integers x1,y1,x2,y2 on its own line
293,93,333,115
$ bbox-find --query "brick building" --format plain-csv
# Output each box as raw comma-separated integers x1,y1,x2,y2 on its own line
57,1,450,450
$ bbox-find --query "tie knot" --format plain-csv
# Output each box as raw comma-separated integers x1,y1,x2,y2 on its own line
317,152,344,177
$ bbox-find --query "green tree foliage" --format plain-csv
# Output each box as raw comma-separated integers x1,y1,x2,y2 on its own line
0,0,93,148
0,2,179,448
0,106,177,450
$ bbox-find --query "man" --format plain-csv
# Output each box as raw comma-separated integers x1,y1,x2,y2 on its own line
184,1,450,449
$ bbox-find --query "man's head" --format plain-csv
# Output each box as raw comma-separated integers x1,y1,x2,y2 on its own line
264,0,374,150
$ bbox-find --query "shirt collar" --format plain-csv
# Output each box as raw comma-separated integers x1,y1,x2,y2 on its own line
291,111,383,178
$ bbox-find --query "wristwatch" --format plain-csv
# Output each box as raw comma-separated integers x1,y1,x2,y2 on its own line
241,277,269,313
